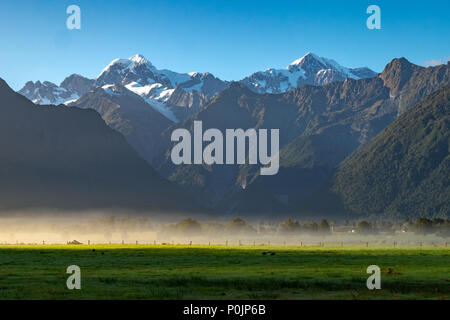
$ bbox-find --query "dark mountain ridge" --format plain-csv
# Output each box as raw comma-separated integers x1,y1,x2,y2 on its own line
314,84,450,218
0,78,202,214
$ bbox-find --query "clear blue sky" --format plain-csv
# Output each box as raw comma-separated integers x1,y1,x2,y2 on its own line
0,0,449,90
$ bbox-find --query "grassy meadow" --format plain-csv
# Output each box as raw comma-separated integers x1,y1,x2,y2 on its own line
0,244,449,300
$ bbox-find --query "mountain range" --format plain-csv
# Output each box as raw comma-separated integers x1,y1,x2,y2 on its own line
10,54,450,219
18,53,377,170
19,53,375,122
154,58,449,217
241,52,377,94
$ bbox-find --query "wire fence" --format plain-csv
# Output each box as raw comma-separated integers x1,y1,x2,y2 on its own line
0,239,448,247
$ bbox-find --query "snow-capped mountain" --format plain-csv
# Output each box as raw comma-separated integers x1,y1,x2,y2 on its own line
18,53,376,121
240,53,377,94
18,74,94,105
95,54,228,121
19,54,228,122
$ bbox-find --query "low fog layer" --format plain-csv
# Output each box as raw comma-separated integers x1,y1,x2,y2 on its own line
0,211,448,246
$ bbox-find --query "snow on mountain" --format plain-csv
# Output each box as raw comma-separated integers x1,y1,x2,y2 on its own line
18,53,376,121
18,80,80,105
18,75,95,105
95,54,228,121
240,52,377,94
18,54,228,122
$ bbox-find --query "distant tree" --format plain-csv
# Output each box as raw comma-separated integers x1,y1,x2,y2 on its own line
175,218,202,235
319,219,331,234
432,218,445,226
201,222,225,236
303,221,319,233
414,218,434,235
357,221,372,234
436,224,450,238
226,218,256,234
278,218,301,234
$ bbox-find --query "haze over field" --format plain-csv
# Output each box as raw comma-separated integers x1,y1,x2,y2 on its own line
0,213,448,246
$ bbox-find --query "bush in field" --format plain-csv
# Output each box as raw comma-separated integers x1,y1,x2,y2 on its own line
278,218,301,235
357,221,372,234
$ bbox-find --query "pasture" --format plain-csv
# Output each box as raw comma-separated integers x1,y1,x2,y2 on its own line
0,245,448,299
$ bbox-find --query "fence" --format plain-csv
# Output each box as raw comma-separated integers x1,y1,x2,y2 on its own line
0,240,448,247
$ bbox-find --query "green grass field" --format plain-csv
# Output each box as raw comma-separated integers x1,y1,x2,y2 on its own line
0,245,449,300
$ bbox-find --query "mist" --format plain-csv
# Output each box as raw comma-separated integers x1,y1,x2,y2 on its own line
0,210,448,246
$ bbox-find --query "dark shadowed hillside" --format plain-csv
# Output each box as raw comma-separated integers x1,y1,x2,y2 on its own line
0,78,202,214
314,85,450,218
71,85,172,166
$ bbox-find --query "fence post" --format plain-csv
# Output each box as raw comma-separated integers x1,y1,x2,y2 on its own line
366,242,369,247
226,240,228,246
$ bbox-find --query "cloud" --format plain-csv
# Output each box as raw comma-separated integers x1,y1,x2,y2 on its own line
424,57,450,67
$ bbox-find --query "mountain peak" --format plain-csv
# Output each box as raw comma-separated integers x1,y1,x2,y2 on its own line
98,54,155,79
129,54,148,64
287,53,345,73
386,57,413,69
289,52,321,67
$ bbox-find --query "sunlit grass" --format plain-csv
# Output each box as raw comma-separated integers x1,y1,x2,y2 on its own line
0,245,448,300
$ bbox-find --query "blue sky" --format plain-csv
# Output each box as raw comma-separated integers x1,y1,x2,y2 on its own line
0,0,449,90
